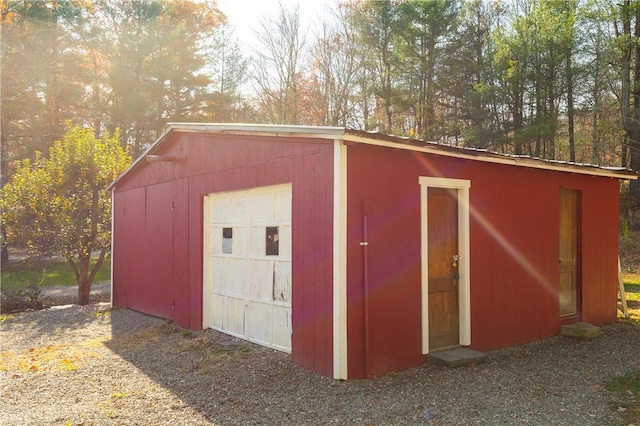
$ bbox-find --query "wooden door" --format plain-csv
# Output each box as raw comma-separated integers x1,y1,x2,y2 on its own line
559,189,579,317
428,187,460,350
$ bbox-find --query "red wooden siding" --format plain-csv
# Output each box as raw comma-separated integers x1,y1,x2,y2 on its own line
112,133,335,377
112,180,189,326
112,188,145,309
563,174,619,325
346,143,620,379
346,147,424,379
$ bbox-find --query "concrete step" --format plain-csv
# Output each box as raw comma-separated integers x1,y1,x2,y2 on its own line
427,348,487,368
561,322,602,340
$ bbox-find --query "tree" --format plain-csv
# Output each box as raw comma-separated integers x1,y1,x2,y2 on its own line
251,2,306,124
448,0,505,150
354,0,402,133
205,23,249,122
91,0,224,156
0,124,131,305
613,0,640,201
308,3,366,128
397,0,458,140
1,0,89,181
577,1,624,166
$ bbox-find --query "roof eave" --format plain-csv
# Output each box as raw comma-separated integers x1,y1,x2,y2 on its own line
167,122,345,140
343,131,638,181
107,126,174,191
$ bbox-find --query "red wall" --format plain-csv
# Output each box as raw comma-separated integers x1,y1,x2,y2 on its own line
112,180,190,325
113,133,335,377
346,144,620,379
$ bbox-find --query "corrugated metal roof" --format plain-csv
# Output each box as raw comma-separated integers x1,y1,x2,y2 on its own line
108,123,638,190
343,129,638,179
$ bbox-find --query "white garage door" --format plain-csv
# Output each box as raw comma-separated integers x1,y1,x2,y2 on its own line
202,184,292,352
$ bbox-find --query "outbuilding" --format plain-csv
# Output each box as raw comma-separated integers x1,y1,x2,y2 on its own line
109,123,637,379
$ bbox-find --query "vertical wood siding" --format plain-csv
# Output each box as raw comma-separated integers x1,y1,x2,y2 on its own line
113,133,335,377
112,188,145,309
346,144,620,378
112,180,189,326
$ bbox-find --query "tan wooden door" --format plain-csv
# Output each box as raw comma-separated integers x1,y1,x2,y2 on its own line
559,189,579,317
428,187,460,350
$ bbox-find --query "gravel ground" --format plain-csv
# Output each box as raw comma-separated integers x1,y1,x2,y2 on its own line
1,302,639,426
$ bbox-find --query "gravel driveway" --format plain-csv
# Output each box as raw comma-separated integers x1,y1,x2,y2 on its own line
1,303,639,425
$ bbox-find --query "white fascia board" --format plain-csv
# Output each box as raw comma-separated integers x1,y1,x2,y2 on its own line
343,134,637,180
168,122,346,140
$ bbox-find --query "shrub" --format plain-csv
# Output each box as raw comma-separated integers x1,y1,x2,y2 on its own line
0,284,44,314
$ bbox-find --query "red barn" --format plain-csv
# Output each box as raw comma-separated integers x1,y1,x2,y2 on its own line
109,123,637,379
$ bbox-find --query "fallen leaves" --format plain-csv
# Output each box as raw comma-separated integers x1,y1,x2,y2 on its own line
0,338,106,373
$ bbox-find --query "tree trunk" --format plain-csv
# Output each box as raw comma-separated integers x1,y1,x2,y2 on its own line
79,274,91,306
0,226,8,264
631,4,640,202
68,249,106,305
567,48,575,163
619,0,640,202
630,128,640,201
76,254,91,305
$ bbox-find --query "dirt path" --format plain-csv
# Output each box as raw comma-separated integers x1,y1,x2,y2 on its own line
39,281,111,299
36,282,111,308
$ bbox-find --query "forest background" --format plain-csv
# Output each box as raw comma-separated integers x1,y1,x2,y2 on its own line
3,0,640,242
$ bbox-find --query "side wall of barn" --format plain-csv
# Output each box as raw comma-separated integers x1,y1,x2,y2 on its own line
345,143,620,379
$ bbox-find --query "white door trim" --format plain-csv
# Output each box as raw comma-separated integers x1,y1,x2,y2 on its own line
419,176,471,354
333,139,348,379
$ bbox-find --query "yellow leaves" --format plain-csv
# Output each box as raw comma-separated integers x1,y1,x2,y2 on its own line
0,338,106,374
111,392,128,399
61,358,78,371
1,123,131,259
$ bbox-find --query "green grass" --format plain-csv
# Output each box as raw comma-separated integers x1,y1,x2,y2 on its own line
1,256,110,290
622,274,640,308
623,273,640,286
606,371,640,424
613,274,640,423
619,275,640,325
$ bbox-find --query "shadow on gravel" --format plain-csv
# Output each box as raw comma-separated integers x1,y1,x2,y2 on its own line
105,309,341,424
104,307,640,425
0,302,112,336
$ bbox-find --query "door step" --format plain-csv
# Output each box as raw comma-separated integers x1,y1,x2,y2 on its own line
427,348,487,368
561,322,602,340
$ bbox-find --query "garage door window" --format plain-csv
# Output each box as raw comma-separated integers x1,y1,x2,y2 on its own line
222,227,233,254
266,226,279,256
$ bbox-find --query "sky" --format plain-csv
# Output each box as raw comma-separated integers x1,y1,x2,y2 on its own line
217,0,335,49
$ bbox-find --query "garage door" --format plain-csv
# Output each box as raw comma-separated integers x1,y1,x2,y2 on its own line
202,184,292,352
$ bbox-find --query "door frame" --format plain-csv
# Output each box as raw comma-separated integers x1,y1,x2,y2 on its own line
419,177,471,354
559,188,582,322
